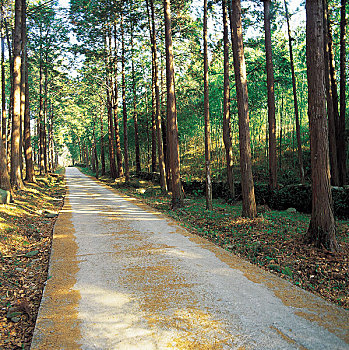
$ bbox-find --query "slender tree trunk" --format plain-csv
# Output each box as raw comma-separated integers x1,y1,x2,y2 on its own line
323,0,340,185
222,0,235,198
338,0,347,185
163,0,183,208
39,50,45,175
5,17,13,168
112,23,124,178
0,3,5,145
228,0,256,218
151,65,157,172
284,0,305,184
130,28,141,175
105,28,117,179
121,10,129,182
10,0,23,189
43,67,48,174
304,0,338,252
203,0,213,210
148,0,167,191
99,111,106,176
22,0,34,182
263,0,277,190
93,120,99,179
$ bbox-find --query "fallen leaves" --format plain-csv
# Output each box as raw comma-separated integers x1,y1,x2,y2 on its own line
0,174,65,350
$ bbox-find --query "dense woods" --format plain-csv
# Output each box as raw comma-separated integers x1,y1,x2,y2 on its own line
0,0,348,251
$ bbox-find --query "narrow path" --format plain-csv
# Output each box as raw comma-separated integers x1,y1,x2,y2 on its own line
31,167,348,350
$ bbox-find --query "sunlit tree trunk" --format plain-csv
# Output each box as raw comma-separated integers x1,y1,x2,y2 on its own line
262,0,277,190
203,0,213,210
284,0,305,184
10,0,24,189
163,0,183,208
228,0,256,218
305,0,338,252
338,0,347,185
121,9,129,182
222,0,235,198
93,119,99,179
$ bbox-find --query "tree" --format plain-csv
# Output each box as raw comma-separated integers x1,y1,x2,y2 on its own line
262,0,277,190
222,0,235,198
338,0,347,185
304,0,338,252
203,0,212,210
163,0,183,208
147,0,167,191
10,0,24,190
228,0,257,218
284,0,305,185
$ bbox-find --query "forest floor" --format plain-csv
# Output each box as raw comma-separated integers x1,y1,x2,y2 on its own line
80,169,349,312
0,171,65,350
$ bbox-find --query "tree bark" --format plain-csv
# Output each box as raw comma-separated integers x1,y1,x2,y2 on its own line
99,110,106,176
22,0,34,182
338,0,347,185
222,0,235,198
304,0,338,252
121,9,130,182
10,0,24,189
130,26,141,175
148,0,167,191
163,0,183,208
228,0,256,218
323,0,340,185
262,0,277,190
284,0,305,184
203,0,213,210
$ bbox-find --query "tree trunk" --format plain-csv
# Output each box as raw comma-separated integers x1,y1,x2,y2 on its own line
112,23,124,178
228,0,256,218
151,65,157,172
204,0,213,210
304,0,338,252
93,120,99,179
131,28,141,175
222,0,235,198
284,0,305,184
163,0,183,208
148,0,167,191
1,3,5,145
43,67,48,174
10,0,23,189
121,10,130,182
323,0,340,185
263,0,277,190
338,0,347,185
99,111,106,176
22,0,34,182
105,28,117,179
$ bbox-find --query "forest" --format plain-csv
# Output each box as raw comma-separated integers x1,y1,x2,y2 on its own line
0,0,348,346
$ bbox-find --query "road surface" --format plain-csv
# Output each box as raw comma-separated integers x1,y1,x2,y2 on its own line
31,167,349,349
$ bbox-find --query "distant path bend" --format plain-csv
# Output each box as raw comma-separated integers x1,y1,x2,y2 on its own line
31,167,349,350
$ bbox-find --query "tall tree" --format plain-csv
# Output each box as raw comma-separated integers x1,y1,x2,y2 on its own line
222,0,235,198
10,0,24,189
284,0,305,184
203,0,212,210
121,8,130,182
228,0,257,218
262,0,277,190
148,0,167,191
163,0,183,208
338,0,347,185
22,0,34,182
304,0,338,252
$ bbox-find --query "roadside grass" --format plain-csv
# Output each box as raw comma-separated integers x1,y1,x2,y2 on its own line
79,167,349,310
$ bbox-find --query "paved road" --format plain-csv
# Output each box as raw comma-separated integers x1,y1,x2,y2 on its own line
31,167,348,350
